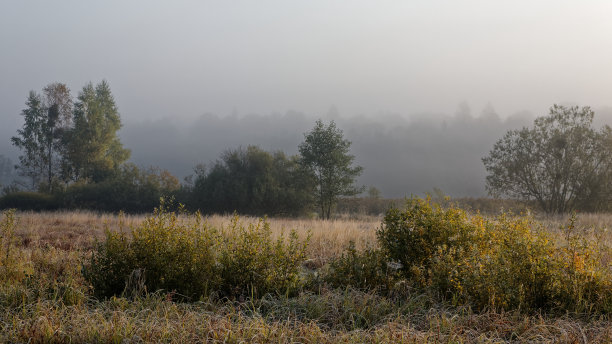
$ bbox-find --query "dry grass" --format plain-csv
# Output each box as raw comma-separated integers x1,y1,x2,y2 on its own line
2,295,611,343
12,211,380,265
13,209,611,260
536,213,612,268
2,210,611,343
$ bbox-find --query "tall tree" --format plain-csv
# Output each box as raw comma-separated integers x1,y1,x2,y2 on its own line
11,91,46,188
42,83,73,188
11,83,72,191
299,120,363,219
482,105,612,213
66,81,130,182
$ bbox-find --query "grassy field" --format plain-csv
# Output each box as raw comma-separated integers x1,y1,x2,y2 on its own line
1,207,611,343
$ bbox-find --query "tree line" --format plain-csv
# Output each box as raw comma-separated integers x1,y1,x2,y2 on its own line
1,82,364,217
4,81,612,215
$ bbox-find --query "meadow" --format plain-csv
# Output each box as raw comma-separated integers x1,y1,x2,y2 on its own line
1,202,611,343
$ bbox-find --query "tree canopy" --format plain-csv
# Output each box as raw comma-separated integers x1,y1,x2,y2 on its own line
10,84,72,191
299,120,363,219
190,145,312,216
482,105,612,213
7,83,372,216
66,81,130,182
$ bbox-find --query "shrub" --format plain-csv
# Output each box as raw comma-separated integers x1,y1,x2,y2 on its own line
83,204,218,299
555,214,612,313
430,214,560,310
322,241,395,292
61,164,180,213
378,198,612,313
83,202,309,300
0,192,59,211
218,215,309,298
377,198,475,286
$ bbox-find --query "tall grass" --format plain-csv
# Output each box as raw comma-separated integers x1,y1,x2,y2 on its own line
0,204,611,342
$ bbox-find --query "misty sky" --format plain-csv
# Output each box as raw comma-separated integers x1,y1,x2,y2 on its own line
2,1,612,197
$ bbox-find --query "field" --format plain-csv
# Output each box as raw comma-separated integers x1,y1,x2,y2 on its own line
1,207,611,343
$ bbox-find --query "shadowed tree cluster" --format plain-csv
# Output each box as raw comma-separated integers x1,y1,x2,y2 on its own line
7,91,364,217
186,146,313,216
11,81,130,190
184,120,364,218
483,105,612,213
5,81,179,213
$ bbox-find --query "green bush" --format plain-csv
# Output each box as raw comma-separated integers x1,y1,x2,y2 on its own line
83,202,309,300
377,198,475,285
83,204,218,299
218,215,309,297
61,164,180,213
322,242,395,292
376,198,612,313
0,192,59,211
429,214,559,310
554,215,612,312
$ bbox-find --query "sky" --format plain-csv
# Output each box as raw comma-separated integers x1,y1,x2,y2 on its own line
2,1,612,197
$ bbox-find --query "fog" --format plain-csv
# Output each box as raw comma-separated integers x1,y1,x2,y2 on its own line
117,105,533,197
2,1,612,196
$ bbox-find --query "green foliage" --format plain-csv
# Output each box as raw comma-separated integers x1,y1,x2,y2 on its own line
555,214,612,313
61,164,180,213
83,204,218,299
429,214,559,310
377,198,474,284
12,81,129,189
430,212,612,312
83,202,309,300
377,198,612,313
0,165,179,213
65,81,130,183
11,91,47,187
1,244,86,309
11,84,72,191
299,119,364,219
0,192,59,211
191,145,312,216
323,242,395,292
483,104,612,213
218,215,309,297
